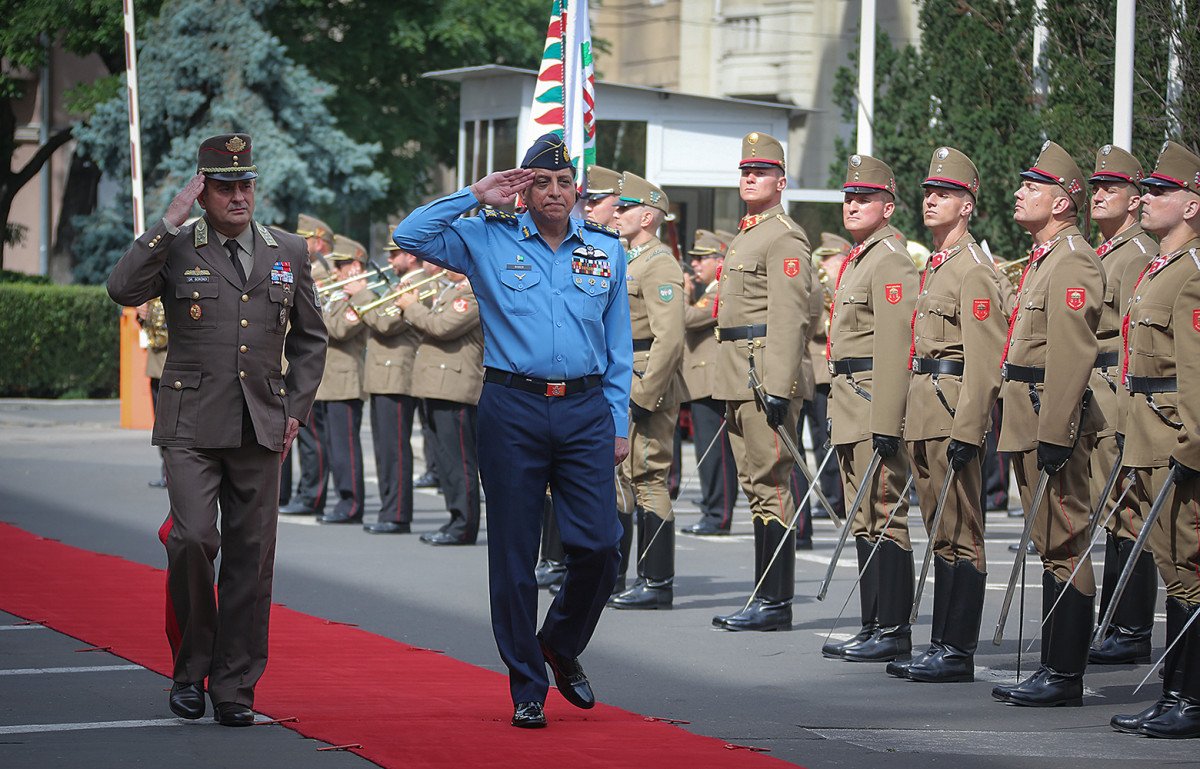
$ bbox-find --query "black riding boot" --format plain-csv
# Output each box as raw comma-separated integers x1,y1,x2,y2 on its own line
1090,534,1155,664
719,518,794,631
824,537,879,657
994,572,1090,707
713,518,765,627
611,514,674,609
844,538,913,662
611,511,635,595
909,559,986,683
1138,603,1200,738
889,554,953,678
1112,596,1189,733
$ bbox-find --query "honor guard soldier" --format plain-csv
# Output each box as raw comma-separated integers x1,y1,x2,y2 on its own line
393,134,633,728
279,213,335,516
1110,141,1200,739
992,141,1106,708
583,164,623,228
315,235,370,525
1086,145,1159,664
822,154,919,662
609,173,686,609
359,240,425,534
887,147,1006,683
680,229,740,536
710,131,813,632
397,265,484,544
107,134,327,725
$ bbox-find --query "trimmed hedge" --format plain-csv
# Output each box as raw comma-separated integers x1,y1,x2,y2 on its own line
0,283,120,398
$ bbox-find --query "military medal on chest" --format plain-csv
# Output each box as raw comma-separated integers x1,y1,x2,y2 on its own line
190,303,202,320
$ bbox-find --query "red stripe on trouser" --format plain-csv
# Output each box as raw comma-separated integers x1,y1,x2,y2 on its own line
158,515,182,661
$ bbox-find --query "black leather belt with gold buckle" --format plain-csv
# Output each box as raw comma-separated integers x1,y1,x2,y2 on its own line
483,368,602,397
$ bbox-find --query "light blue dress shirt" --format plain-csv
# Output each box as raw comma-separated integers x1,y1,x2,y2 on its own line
393,187,633,437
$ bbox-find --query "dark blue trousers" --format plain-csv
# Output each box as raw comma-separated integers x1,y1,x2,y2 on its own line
477,382,621,705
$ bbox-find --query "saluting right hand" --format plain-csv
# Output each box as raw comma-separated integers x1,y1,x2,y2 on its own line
165,174,206,228
471,169,536,207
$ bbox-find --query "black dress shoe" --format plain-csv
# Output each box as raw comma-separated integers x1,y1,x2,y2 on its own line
414,472,440,488
537,632,595,709
213,701,254,726
1138,698,1200,738
148,477,168,489
364,521,411,534
993,666,1082,707
279,500,316,516
713,599,792,632
419,531,473,546
681,521,729,536
1111,695,1181,733
1007,507,1025,518
168,682,205,719
512,701,547,728
842,625,912,662
319,512,363,524
1008,540,1038,554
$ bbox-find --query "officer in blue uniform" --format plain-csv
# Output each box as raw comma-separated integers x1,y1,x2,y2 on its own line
393,134,633,729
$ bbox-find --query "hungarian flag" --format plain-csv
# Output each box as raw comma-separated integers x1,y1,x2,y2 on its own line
529,0,597,192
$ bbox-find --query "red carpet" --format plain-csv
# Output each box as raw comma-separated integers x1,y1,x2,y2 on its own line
0,523,800,768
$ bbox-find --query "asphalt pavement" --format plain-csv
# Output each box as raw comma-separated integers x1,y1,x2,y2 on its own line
0,399,1196,769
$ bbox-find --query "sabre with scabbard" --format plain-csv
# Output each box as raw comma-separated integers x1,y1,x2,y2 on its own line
993,468,1052,645
1087,445,1126,541
909,467,956,623
818,448,881,602
1092,466,1178,647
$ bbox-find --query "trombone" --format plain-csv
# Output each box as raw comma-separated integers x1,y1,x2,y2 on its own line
356,270,447,314
317,262,396,294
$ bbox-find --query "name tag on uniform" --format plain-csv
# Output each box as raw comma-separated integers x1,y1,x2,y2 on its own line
505,263,531,271
185,275,212,283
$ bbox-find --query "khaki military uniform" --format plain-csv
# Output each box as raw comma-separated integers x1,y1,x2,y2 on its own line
681,281,719,402
616,237,685,523
828,224,918,547
407,278,484,543
998,226,1107,592
714,205,812,526
905,234,1006,568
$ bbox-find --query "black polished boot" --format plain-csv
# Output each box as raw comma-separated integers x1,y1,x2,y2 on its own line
999,573,1091,707
1113,596,1188,733
909,559,986,683
824,537,878,658
1090,535,1155,664
844,538,913,662
611,515,674,609
714,518,766,628
719,519,794,631
1138,599,1200,739
890,554,954,679
611,511,634,595
610,509,645,605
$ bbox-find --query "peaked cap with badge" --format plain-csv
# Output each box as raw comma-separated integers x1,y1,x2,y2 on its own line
843,154,897,196
1142,140,1200,193
923,146,980,197
586,165,622,196
619,172,670,214
688,229,727,257
1021,140,1088,218
813,231,852,258
521,132,573,172
739,132,786,170
1089,144,1144,187
714,229,736,247
295,214,333,248
330,235,367,264
197,133,257,181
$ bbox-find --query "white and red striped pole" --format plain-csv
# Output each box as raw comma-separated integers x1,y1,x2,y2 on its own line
123,0,145,236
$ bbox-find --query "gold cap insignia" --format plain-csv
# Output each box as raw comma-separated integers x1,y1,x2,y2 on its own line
748,132,759,144
226,136,247,153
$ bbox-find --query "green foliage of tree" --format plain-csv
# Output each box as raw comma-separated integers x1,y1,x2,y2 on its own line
267,0,552,216
70,0,388,284
0,0,164,268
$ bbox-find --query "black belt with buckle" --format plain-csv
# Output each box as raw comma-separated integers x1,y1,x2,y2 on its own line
484,368,603,397
632,338,653,352
1094,351,1119,368
829,357,873,376
715,324,767,342
1002,363,1045,383
911,358,964,376
1125,375,1178,394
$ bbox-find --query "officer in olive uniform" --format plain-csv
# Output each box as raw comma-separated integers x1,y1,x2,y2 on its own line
680,229,740,535
315,235,370,525
107,134,327,725
399,266,484,545
359,240,425,534
887,148,1006,683
711,132,813,632
279,213,335,516
1082,145,1159,663
992,141,1106,708
822,154,919,663
607,173,685,609
1110,141,1200,739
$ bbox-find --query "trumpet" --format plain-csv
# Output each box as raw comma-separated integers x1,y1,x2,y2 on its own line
380,286,439,316
996,254,1029,285
356,270,447,314
317,263,396,294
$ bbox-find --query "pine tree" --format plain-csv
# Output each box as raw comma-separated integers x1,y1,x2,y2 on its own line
70,0,387,283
